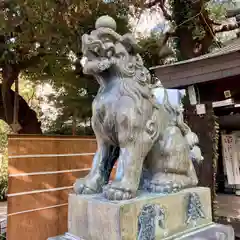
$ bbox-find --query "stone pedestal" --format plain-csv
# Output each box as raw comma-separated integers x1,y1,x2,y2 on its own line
176,223,234,239
48,187,234,240
49,223,234,240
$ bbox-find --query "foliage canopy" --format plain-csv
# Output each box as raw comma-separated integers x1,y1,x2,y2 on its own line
1,0,240,134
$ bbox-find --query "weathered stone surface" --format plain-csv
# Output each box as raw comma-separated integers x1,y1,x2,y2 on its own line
175,223,234,240
48,233,83,240
68,187,212,240
48,224,234,240
74,15,204,201
48,237,65,240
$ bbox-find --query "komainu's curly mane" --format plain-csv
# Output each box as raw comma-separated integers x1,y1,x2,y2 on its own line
82,26,161,112
115,59,161,113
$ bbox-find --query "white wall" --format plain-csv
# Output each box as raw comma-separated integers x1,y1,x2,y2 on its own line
153,87,185,107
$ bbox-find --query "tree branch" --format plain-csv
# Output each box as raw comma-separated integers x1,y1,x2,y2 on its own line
18,51,46,70
145,0,172,20
159,1,172,21
27,91,35,105
158,30,176,54
0,0,11,9
214,22,240,33
0,84,42,134
1,65,20,125
145,0,160,8
208,18,221,26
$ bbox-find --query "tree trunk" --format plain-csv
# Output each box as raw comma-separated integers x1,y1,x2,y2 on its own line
184,102,218,221
172,0,215,61
1,65,19,126
176,29,196,60
0,84,42,134
72,109,77,135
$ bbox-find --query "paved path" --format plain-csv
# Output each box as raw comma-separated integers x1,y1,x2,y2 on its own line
216,194,240,219
216,194,240,238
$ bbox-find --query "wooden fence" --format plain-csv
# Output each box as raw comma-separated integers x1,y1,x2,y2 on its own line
7,135,97,240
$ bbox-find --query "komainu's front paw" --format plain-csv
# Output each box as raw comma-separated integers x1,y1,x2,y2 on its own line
145,181,181,194
103,182,137,201
73,178,102,195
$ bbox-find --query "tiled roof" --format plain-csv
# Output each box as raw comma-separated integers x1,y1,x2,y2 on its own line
150,37,240,69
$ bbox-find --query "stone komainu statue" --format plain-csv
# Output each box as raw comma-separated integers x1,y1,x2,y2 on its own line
74,16,203,201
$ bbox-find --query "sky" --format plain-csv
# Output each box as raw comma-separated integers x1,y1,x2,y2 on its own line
153,88,184,107
129,8,166,36
129,9,183,106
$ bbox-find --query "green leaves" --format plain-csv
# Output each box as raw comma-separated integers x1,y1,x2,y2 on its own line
0,152,8,201
0,121,10,153
166,0,239,60
0,121,10,200
1,0,167,134
138,33,174,68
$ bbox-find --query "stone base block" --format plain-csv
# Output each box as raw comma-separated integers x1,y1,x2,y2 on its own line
68,187,213,240
48,234,83,240
176,223,234,240
48,237,66,240
48,223,234,240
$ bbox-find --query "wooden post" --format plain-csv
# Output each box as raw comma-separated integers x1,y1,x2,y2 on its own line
184,103,218,220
